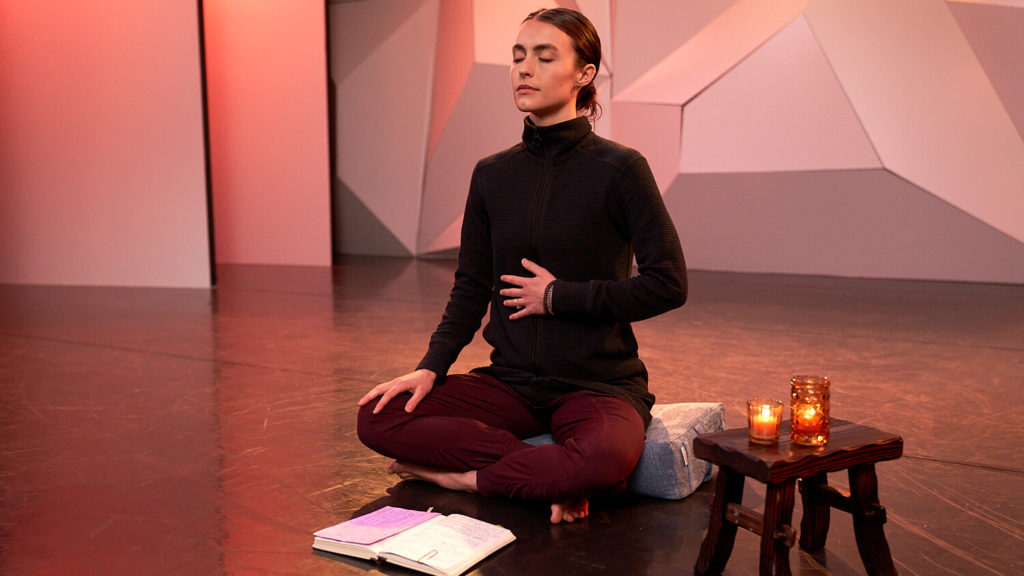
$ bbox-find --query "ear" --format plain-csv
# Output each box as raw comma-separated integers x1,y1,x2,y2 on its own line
576,63,596,87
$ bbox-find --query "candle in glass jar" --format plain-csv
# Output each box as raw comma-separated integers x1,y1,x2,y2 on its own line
790,375,830,446
747,398,783,444
792,405,820,433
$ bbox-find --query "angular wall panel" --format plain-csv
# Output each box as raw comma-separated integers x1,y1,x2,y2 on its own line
948,0,1024,7
616,0,809,106
421,214,463,256
681,15,880,173
576,0,615,68
610,102,682,192
804,0,1024,244
418,64,522,253
332,0,437,256
664,170,1024,283
473,0,562,65
336,180,409,256
428,0,475,159
611,0,733,97
331,0,428,82
949,1,1024,138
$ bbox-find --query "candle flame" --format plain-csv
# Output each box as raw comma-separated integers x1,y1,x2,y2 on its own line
760,406,772,418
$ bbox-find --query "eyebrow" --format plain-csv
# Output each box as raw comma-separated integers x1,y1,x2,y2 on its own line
512,43,559,54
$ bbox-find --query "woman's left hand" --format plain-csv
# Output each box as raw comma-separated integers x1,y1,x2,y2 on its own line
500,258,555,320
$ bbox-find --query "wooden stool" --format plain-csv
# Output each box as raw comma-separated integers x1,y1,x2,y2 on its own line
693,419,903,576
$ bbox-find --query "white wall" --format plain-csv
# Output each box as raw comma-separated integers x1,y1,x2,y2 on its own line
204,0,332,267
0,1,211,288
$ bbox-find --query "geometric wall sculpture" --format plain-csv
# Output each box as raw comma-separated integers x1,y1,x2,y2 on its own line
804,0,1024,245
679,14,881,173
330,0,440,257
330,0,1024,284
948,1,1024,155
663,169,1024,282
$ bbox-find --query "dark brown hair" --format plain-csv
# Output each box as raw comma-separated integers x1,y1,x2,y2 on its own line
523,8,602,121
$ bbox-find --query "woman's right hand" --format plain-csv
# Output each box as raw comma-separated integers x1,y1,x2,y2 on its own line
358,369,436,414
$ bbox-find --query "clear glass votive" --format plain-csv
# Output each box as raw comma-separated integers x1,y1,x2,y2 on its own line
790,375,830,446
747,398,783,444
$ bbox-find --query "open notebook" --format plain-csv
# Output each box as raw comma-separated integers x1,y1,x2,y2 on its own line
313,506,515,576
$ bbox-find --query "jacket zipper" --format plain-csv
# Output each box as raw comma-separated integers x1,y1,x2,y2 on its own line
526,144,552,373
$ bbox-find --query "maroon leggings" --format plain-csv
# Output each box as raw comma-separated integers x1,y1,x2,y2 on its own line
357,372,646,502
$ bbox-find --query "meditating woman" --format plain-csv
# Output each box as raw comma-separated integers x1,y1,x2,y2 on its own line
357,7,687,524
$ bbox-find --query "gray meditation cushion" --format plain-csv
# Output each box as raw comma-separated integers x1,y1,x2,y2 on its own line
523,402,726,500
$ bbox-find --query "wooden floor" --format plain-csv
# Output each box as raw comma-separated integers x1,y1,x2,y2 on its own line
1,256,1022,575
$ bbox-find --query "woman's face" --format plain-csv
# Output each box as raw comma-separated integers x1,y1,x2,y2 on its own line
511,20,593,126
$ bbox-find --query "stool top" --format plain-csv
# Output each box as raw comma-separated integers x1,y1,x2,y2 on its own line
693,419,903,484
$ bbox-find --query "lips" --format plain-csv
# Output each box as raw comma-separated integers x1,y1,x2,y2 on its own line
516,84,538,93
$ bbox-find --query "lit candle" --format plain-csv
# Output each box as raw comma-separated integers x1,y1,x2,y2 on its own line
792,405,820,433
751,406,776,437
790,375,830,446
747,398,782,444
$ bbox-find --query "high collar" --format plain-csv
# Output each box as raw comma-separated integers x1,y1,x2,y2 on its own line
522,116,592,158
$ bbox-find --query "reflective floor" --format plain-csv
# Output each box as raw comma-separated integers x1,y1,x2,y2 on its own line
1,257,1022,575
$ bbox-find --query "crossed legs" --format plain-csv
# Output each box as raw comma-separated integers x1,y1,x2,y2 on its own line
357,373,645,523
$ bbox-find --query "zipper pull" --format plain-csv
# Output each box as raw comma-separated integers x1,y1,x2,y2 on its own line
533,130,543,148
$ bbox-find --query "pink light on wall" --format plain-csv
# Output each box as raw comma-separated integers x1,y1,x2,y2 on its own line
0,1,211,287
203,0,332,267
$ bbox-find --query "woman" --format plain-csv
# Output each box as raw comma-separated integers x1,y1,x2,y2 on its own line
357,8,687,524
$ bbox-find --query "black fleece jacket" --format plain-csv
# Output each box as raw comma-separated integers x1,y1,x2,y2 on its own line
416,116,687,426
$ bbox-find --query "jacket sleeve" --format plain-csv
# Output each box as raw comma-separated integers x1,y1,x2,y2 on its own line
552,154,687,322
415,167,493,380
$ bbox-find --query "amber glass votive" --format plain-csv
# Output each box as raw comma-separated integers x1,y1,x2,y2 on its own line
747,398,783,444
790,375,830,446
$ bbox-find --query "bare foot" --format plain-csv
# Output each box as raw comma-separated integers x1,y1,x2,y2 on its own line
387,461,478,493
550,498,589,524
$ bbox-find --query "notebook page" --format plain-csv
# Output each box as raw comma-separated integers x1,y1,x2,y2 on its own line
314,506,439,545
382,514,512,572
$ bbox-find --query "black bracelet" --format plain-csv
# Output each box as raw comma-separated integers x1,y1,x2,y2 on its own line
543,281,554,315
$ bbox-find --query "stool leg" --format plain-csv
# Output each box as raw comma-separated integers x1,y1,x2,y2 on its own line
760,481,795,576
695,467,744,576
848,464,898,576
799,472,831,550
